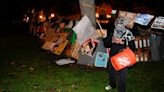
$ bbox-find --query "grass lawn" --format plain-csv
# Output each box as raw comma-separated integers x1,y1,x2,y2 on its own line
0,30,164,92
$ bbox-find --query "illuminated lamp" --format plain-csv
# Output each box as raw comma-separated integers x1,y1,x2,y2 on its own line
51,13,55,18
106,14,111,19
39,15,43,19
95,12,99,18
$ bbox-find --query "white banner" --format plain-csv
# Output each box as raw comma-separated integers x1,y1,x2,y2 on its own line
73,15,96,45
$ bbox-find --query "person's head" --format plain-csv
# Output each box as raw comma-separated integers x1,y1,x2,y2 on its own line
59,18,69,28
59,22,65,29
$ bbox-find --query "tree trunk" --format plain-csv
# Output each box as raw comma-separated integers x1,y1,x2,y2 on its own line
79,0,96,28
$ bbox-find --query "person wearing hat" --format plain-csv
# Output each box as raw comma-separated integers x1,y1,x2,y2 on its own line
105,17,136,92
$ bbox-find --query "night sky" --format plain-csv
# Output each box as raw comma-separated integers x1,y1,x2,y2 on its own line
0,0,163,22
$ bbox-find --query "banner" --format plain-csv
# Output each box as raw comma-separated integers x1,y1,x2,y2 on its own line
73,15,96,45
135,13,154,26
118,11,137,29
151,16,164,30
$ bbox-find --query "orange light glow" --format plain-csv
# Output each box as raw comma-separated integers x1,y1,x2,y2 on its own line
106,14,111,19
95,12,99,18
39,15,43,19
51,13,55,18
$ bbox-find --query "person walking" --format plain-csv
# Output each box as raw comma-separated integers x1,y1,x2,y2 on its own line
105,17,136,92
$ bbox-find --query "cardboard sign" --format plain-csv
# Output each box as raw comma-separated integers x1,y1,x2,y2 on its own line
81,38,99,57
95,52,109,68
118,11,137,29
151,16,164,30
44,28,55,41
73,15,96,45
41,41,55,50
51,33,69,55
52,40,69,55
135,13,154,26
71,40,81,60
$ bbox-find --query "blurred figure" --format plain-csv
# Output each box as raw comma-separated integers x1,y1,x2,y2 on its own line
105,17,135,92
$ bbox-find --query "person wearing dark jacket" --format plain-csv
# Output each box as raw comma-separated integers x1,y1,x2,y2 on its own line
104,17,136,92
